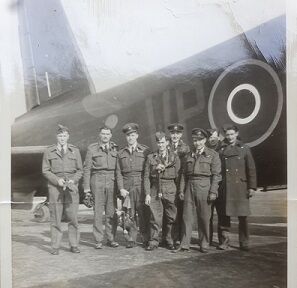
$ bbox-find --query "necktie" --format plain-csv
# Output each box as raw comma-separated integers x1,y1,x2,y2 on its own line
61,148,65,158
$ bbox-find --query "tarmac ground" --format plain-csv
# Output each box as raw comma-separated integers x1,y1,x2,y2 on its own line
12,190,287,288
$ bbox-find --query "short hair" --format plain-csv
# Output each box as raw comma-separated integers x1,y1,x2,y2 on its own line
223,124,239,132
207,128,220,137
99,126,112,133
155,131,167,142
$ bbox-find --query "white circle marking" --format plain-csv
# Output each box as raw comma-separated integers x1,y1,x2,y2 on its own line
227,84,261,124
208,59,283,147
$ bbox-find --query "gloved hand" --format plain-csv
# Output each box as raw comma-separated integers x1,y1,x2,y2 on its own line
207,192,217,202
58,178,66,187
178,192,184,201
247,188,255,199
145,194,151,206
120,189,129,198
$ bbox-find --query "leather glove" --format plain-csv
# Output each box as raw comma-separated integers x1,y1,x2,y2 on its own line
247,188,255,199
145,194,151,206
207,192,217,203
120,189,129,198
58,178,65,187
178,192,184,201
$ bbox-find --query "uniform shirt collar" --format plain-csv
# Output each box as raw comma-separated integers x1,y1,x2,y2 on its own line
99,142,110,150
127,142,138,153
57,143,67,152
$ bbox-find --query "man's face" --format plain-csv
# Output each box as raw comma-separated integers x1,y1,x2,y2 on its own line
157,137,168,152
170,131,182,143
225,129,238,144
126,132,139,146
56,132,69,146
193,137,206,151
99,128,112,143
208,131,219,145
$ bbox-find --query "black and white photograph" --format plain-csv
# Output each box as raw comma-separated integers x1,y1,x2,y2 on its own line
1,0,297,287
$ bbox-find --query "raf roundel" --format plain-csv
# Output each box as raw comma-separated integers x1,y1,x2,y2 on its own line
208,59,283,147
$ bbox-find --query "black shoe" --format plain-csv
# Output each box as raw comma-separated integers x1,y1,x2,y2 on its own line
200,247,208,254
70,247,80,253
95,242,103,249
126,241,135,248
167,244,175,251
145,245,158,251
174,242,181,249
107,241,119,248
217,244,230,250
172,247,190,253
50,248,59,255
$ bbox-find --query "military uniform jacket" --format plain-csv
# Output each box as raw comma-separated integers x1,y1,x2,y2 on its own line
143,150,181,196
83,141,118,191
169,140,190,159
42,144,83,186
180,147,221,196
218,140,257,216
116,143,150,190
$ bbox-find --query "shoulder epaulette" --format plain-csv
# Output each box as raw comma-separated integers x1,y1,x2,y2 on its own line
138,143,149,150
47,144,56,152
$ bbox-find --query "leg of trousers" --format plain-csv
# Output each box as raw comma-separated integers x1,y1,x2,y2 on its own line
180,184,194,249
173,199,184,243
126,185,145,243
238,216,249,247
105,182,117,242
195,195,211,249
64,189,80,247
218,214,231,244
148,197,163,246
49,186,79,248
49,186,63,249
93,184,106,244
92,176,117,243
209,203,215,244
162,197,177,245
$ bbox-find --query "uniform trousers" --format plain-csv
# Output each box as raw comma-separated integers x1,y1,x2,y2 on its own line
48,184,79,249
148,180,177,246
123,175,149,243
181,178,212,249
218,215,249,247
91,173,117,244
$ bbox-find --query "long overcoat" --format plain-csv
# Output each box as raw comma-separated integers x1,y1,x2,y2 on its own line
217,141,257,216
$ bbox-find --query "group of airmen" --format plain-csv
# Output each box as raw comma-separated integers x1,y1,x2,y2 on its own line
42,121,257,255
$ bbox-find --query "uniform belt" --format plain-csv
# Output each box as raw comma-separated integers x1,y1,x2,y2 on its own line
188,175,210,180
122,173,142,177
151,178,175,182
55,172,76,178
91,170,115,175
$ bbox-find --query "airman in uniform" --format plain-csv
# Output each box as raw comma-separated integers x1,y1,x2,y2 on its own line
206,128,223,245
167,123,190,247
217,124,257,251
178,128,221,253
83,126,119,249
144,132,181,251
116,123,150,248
42,125,83,255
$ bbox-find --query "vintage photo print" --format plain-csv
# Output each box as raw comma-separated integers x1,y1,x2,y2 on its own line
1,0,296,287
